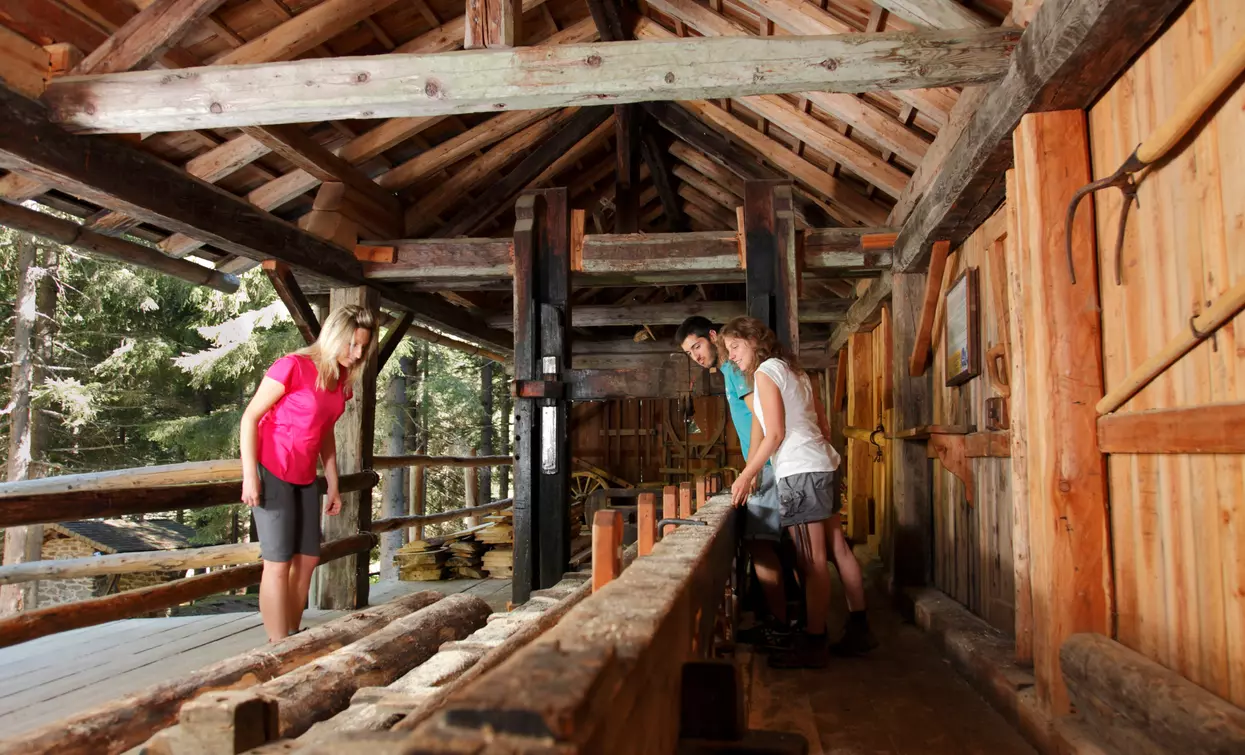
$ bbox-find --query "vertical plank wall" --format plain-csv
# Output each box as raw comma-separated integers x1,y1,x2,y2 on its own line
843,310,893,560
1087,0,1245,706
930,208,1016,635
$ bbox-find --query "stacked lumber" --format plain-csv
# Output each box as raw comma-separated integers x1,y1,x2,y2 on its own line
394,544,448,581
445,539,487,579
476,509,514,545
481,548,513,579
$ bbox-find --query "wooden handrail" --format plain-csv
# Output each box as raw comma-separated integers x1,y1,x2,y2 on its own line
0,542,263,586
372,454,513,470
0,459,245,499
0,470,379,529
371,498,512,533
0,533,373,649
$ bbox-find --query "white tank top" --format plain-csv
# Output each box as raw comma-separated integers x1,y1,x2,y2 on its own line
752,358,841,479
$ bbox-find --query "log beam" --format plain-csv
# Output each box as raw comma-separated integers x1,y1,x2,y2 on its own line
465,0,521,49
262,261,320,344
0,592,445,755
1097,403,1245,454
0,200,239,293
43,30,1019,133
828,271,891,353
485,299,848,328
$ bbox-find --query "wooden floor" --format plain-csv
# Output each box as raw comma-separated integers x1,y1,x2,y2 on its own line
0,577,512,741
744,561,1035,755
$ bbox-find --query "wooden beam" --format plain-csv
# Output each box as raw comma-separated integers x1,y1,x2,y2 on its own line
241,124,400,238
404,109,577,236
0,26,50,99
828,271,891,353
640,0,933,165
531,114,617,189
1097,403,1245,455
639,119,686,231
613,104,641,233
872,0,989,29
743,180,799,349
1011,110,1110,715
0,200,238,293
679,99,889,227
73,0,228,75
465,0,521,49
214,0,401,65
377,311,414,370
893,0,1186,272
45,30,1019,133
262,260,320,344
0,84,364,285
906,239,951,376
568,366,724,400
488,299,847,328
434,108,613,238
889,271,931,587
0,541,267,585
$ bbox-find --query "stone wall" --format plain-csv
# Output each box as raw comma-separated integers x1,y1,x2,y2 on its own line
37,533,97,607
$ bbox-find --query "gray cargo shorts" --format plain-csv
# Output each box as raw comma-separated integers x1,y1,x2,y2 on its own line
776,471,839,528
253,464,322,562
742,465,782,542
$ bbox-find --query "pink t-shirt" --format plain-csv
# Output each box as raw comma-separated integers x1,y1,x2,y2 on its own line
257,354,351,485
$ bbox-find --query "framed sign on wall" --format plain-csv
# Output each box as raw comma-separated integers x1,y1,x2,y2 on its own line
944,267,980,387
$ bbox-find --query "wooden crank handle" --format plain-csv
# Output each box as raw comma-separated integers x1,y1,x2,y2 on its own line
1137,33,1245,164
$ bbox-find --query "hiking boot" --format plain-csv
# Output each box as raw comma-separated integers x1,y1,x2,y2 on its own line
830,616,879,657
736,619,794,651
768,631,829,669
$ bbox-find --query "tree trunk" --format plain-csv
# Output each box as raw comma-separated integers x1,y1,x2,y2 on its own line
399,354,416,548
380,370,407,582
480,359,494,500
412,343,429,540
1,234,55,614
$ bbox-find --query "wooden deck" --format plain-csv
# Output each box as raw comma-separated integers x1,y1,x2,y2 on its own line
0,577,511,740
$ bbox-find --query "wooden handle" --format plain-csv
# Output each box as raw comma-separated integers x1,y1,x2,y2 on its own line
986,343,1010,398
1137,33,1245,164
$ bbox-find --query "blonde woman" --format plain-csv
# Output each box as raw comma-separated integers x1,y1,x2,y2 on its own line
721,316,841,668
240,305,376,643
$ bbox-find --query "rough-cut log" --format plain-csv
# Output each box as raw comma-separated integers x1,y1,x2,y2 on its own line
0,458,243,498
405,503,735,752
1061,633,1245,755
404,323,508,364
0,83,363,285
146,594,490,752
372,454,513,470
893,0,1187,272
263,261,320,344
43,30,1019,133
371,498,513,533
0,541,264,586
0,591,444,755
0,534,372,650
0,470,377,529
0,200,239,293
300,573,593,742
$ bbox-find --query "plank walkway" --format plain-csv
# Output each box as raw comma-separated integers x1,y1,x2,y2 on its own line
0,577,512,740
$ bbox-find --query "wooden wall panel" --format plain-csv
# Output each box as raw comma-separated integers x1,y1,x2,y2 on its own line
1088,0,1245,707
928,207,1015,635
846,333,875,543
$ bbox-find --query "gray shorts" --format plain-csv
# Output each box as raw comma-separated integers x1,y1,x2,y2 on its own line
742,465,782,542
254,465,322,562
777,471,839,528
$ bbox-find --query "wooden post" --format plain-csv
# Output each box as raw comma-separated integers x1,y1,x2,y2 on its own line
512,189,572,605
318,286,379,610
637,492,657,556
465,0,521,49
463,448,480,528
695,475,706,512
743,180,799,350
846,332,873,543
678,482,693,519
662,485,677,536
480,360,494,504
592,509,622,591
614,104,641,233
889,271,932,589
1011,110,1110,714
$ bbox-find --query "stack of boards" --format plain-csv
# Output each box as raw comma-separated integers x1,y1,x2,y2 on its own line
394,510,514,581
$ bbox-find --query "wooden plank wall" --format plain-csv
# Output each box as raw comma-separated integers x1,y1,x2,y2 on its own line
929,207,1015,635
1087,0,1245,707
841,313,892,557
570,397,742,488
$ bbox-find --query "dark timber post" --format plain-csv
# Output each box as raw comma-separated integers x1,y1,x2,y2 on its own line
890,272,932,589
614,105,641,233
512,189,572,605
743,180,799,350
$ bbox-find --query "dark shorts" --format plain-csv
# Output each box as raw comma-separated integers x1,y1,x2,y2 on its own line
253,465,322,562
777,471,839,528
742,465,782,542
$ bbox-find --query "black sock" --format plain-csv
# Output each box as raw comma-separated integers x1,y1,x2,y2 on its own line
849,610,869,627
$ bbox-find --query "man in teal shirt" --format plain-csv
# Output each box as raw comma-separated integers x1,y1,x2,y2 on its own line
677,316,876,657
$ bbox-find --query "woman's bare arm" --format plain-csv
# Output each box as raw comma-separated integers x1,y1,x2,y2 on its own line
239,377,286,506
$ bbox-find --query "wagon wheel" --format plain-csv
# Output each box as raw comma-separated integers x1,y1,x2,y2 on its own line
571,471,609,505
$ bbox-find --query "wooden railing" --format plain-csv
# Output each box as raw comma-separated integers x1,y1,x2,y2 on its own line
0,455,518,648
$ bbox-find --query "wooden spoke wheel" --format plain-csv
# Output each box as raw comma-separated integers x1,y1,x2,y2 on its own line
571,471,609,504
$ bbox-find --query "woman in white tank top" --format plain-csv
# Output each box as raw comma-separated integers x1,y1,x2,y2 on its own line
720,316,841,668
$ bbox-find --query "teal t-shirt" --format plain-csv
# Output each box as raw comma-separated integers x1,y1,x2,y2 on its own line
721,361,757,462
